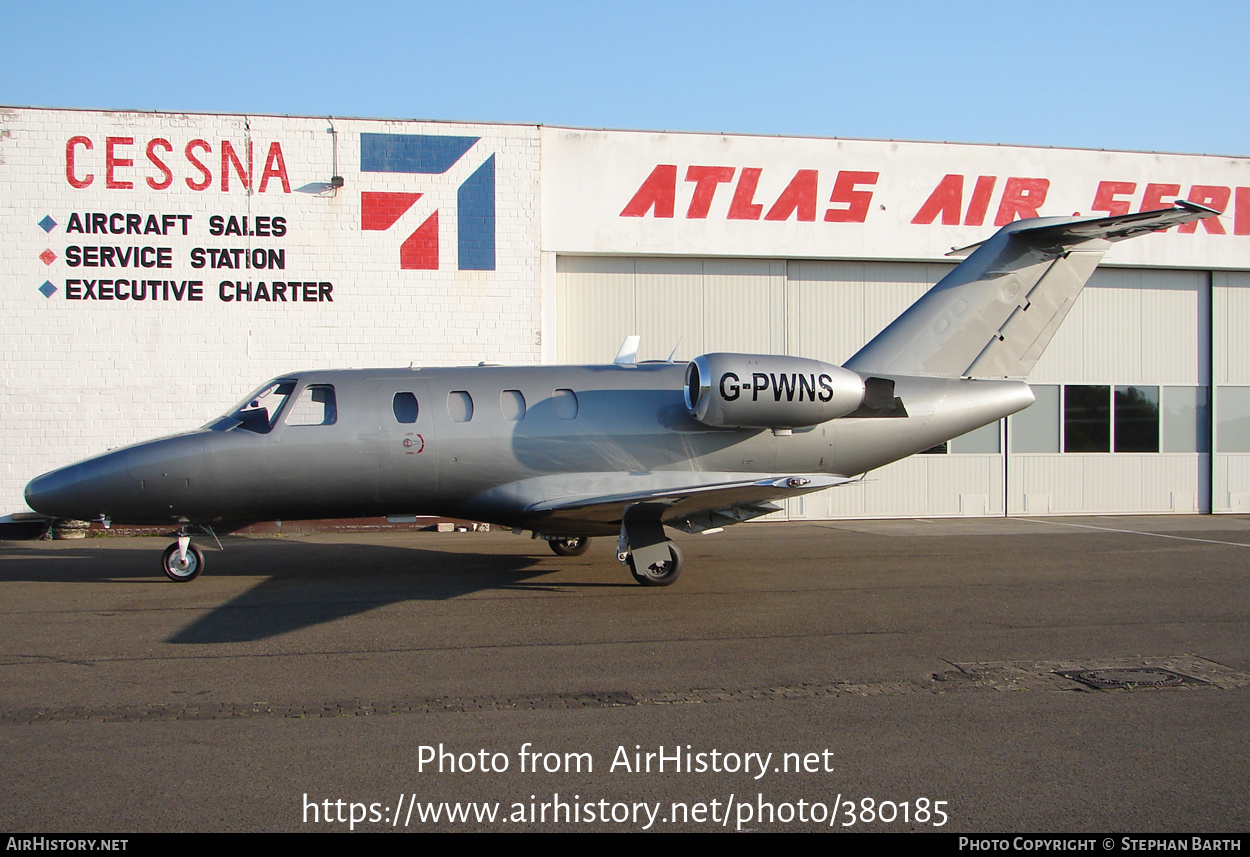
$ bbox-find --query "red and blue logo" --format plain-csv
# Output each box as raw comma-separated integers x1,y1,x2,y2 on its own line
359,133,495,271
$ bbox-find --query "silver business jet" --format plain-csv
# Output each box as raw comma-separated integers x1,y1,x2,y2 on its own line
25,202,1218,585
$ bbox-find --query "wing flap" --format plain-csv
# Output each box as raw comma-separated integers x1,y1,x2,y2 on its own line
520,473,852,531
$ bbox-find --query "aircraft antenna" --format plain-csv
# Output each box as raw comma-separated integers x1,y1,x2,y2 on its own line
666,337,683,363
613,335,640,366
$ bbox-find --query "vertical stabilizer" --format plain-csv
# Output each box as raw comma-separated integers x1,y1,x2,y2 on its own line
844,202,1220,379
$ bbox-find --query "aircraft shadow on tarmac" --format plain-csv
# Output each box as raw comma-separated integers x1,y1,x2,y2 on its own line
0,537,629,644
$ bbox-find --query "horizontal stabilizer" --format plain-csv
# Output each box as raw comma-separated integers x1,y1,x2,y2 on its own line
846,202,1220,379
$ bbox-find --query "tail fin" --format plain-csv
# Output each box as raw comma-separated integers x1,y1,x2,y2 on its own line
844,202,1220,379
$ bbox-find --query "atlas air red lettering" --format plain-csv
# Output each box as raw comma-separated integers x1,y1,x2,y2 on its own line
1089,181,1238,234
621,165,879,223
64,136,291,193
911,175,1050,226
718,372,835,403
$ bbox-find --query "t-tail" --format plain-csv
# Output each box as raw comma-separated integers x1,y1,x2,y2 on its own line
845,201,1221,380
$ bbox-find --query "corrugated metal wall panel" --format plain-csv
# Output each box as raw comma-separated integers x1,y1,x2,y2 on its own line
1213,454,1250,511
1031,268,1203,385
556,257,636,364
1009,454,1205,514
634,259,705,361
1214,273,1250,385
1204,272,1245,513
701,259,786,354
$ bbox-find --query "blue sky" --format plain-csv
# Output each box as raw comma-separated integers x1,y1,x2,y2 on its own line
5,0,1247,156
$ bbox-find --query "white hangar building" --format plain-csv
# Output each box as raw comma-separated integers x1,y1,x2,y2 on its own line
3,107,1249,522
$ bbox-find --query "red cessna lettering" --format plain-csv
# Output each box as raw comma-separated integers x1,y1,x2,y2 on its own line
65,136,291,193
621,164,879,223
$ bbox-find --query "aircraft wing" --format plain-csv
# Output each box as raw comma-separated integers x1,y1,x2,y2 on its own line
517,472,854,534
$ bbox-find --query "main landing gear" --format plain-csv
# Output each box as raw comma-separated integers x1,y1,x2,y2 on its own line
617,507,682,587
540,512,684,586
624,541,683,586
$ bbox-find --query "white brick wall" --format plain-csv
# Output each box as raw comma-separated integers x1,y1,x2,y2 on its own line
1,108,542,513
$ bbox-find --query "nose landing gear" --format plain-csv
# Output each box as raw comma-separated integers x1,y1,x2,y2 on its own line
161,535,204,582
548,535,591,557
160,526,220,582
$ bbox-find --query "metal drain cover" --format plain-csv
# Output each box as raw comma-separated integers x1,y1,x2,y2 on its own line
1058,667,1205,690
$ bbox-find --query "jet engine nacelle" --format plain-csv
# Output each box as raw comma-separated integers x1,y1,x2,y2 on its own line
684,353,867,429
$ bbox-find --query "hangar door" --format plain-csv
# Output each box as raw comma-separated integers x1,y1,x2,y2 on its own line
555,257,1210,519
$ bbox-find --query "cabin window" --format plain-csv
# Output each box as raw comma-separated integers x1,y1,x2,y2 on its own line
286,385,338,426
552,388,578,420
447,391,474,422
500,389,526,421
393,392,419,424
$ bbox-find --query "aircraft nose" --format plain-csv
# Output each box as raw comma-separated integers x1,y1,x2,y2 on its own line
25,457,123,521
25,432,217,523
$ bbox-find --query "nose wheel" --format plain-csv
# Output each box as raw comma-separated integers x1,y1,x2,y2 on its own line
161,536,205,582
548,536,591,557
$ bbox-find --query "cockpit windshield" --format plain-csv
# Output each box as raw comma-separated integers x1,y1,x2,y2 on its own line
205,379,298,433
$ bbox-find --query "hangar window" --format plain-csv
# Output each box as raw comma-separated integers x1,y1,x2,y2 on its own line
1011,386,1060,452
500,389,526,421
552,389,578,420
447,391,474,423
393,392,419,424
1114,386,1159,453
1059,385,1164,453
1014,385,1195,454
1162,387,1210,453
918,421,1001,455
1216,386,1250,452
286,385,338,426
950,420,1001,454
1063,386,1111,452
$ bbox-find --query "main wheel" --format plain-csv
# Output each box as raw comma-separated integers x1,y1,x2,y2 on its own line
549,536,591,557
628,542,683,586
161,542,204,582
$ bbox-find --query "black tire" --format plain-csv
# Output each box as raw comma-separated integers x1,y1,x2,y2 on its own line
628,542,682,586
162,542,204,582
549,536,591,557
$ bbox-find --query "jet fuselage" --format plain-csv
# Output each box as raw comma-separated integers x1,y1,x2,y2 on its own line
25,363,1031,535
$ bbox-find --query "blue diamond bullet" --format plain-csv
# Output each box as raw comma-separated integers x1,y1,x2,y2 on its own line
39,281,56,298
38,215,57,233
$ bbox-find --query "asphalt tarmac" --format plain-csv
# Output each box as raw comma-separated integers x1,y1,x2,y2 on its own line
1,516,1247,833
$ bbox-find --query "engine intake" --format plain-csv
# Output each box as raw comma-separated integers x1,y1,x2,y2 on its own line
684,353,867,429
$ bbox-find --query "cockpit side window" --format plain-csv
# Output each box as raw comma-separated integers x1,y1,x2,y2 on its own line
214,379,297,433
286,385,338,426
